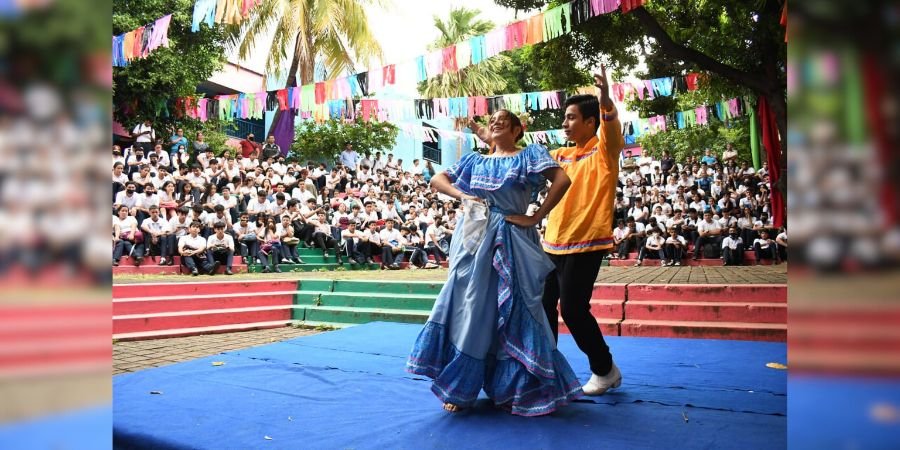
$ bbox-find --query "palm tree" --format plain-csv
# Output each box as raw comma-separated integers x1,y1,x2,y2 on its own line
232,0,385,88
418,7,510,99
419,8,511,158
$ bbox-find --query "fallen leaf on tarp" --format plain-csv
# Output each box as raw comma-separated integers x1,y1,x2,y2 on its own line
288,417,293,421
212,361,225,366
765,362,787,370
150,391,162,395
682,411,689,423
264,436,273,440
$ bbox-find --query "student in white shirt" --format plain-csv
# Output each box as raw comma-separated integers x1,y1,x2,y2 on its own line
378,219,404,269
341,221,367,264
246,191,271,220
721,226,744,266
424,218,447,264
179,220,217,276
775,228,787,263
612,219,629,259
140,205,175,265
618,218,645,260
360,221,382,265
664,228,687,266
628,198,649,223
276,214,303,264
114,181,139,214
310,212,342,263
233,212,258,263
635,228,666,266
112,205,145,267
694,211,722,260
206,221,236,274
753,229,779,265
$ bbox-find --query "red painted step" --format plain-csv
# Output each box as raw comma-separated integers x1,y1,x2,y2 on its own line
113,306,293,335
113,292,296,316
609,258,727,267
625,301,786,323
627,284,787,303
591,283,627,300
113,263,248,276
559,318,620,337
113,279,300,298
620,319,786,342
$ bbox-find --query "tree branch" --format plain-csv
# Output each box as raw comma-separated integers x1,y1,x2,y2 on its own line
630,7,769,94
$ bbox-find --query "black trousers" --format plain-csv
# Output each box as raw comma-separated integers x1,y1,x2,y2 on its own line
542,250,613,376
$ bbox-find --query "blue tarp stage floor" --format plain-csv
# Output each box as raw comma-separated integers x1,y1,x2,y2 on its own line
113,322,786,449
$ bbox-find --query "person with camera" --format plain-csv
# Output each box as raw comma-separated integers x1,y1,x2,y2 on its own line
179,220,219,276
206,221,235,275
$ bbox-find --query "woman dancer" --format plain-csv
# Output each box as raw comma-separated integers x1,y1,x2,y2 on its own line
406,109,580,416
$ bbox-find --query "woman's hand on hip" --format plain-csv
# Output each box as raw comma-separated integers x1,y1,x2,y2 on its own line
505,214,540,228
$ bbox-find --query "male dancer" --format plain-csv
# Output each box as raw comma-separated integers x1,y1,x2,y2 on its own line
541,66,624,395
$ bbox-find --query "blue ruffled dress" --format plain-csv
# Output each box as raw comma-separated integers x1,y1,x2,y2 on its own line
406,144,583,416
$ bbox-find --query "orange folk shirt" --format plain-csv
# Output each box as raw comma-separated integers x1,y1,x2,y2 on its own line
543,107,624,255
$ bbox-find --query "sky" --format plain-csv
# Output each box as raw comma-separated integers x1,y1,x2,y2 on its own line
229,0,524,80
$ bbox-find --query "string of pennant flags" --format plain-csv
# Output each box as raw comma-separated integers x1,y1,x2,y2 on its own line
112,14,173,67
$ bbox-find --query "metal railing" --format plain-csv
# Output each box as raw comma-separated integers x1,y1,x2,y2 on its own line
221,118,265,139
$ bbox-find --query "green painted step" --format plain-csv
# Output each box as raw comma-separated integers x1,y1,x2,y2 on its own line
299,306,429,325
297,279,335,292
246,263,381,273
332,280,445,296
291,320,354,330
294,292,437,311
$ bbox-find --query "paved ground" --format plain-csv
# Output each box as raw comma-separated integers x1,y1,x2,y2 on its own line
114,327,322,375
113,264,788,285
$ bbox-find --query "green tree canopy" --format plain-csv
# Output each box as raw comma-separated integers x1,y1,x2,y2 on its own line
112,0,235,125
290,119,398,164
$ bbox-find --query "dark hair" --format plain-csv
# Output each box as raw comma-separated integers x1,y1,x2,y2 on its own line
213,221,226,229
563,94,601,132
190,220,202,228
214,205,225,212
491,109,525,142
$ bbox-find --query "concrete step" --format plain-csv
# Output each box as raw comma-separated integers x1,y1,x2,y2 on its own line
113,263,248,276
618,250,778,261
609,258,776,267
113,280,300,299
299,306,430,325
591,283,627,300
113,305,293,335
627,284,787,304
625,301,787,323
294,292,437,313
246,263,381,273
558,317,621,337
619,319,786,342
788,349,900,375
788,322,900,352
113,320,293,341
113,291,296,316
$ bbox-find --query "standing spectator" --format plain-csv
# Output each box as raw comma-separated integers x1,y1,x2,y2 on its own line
664,228,686,266
721,226,744,266
169,127,188,161
340,143,359,177
206,221,235,275
261,135,281,161
192,131,209,156
132,119,156,153
140,205,174,265
722,143,738,164
701,148,717,166
112,205,144,267
239,133,260,158
753,229,779,265
179,220,219,276
660,150,676,178
694,211,722,260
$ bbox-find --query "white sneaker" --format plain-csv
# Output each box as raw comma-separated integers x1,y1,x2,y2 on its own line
582,363,622,396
